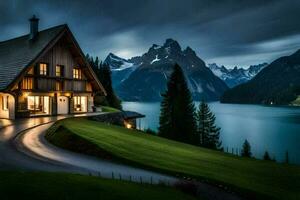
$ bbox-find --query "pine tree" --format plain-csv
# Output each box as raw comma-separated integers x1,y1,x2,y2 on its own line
98,63,122,110
263,151,271,160
241,139,252,157
158,64,197,144
86,55,122,110
197,101,222,150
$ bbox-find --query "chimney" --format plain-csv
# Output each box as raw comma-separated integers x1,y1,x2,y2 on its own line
29,15,39,40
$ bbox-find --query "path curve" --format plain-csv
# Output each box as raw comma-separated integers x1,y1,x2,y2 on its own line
15,122,177,184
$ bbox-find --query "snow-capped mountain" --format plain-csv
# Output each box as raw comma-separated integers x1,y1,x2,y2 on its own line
208,63,268,88
104,53,138,87
106,39,229,101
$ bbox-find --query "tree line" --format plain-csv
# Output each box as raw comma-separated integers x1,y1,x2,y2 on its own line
158,64,222,150
86,54,122,110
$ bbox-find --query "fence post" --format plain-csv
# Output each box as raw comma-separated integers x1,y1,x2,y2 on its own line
119,174,122,180
129,175,132,182
112,172,114,179
140,176,142,184
150,176,153,185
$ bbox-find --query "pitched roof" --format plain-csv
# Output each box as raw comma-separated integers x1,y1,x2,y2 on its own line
0,24,106,94
0,25,66,90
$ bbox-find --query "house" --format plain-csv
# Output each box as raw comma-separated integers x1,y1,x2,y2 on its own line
0,16,106,119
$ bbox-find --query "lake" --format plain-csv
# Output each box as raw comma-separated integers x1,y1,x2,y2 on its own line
123,102,300,165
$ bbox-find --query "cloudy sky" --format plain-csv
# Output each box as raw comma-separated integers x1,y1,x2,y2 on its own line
1,0,300,68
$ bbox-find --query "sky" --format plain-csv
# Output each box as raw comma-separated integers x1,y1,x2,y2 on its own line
1,0,300,68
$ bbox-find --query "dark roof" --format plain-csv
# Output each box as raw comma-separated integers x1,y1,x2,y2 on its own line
122,111,145,120
0,25,66,90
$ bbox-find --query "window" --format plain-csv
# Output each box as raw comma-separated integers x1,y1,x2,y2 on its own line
73,96,87,112
27,67,34,75
22,78,33,89
56,81,63,91
39,63,48,75
2,96,8,110
73,68,81,79
56,65,64,77
27,96,50,115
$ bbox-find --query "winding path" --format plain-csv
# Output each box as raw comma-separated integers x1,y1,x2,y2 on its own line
0,114,242,200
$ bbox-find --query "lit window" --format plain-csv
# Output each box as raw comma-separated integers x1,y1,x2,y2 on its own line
27,67,34,75
22,78,33,89
73,68,81,79
39,63,48,75
56,81,63,91
73,96,87,112
56,65,64,77
2,96,8,110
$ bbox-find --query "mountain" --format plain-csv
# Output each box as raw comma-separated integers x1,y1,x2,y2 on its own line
108,39,228,101
221,49,300,105
104,53,138,88
208,63,268,88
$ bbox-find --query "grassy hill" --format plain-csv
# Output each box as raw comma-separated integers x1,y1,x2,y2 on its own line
0,171,195,200
46,118,300,200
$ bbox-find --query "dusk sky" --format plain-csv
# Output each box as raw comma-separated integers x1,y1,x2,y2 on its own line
1,0,300,68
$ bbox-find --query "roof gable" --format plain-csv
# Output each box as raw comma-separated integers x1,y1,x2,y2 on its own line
0,24,105,94
0,25,65,90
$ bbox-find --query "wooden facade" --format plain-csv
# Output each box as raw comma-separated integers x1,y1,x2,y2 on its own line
0,19,105,119
12,35,97,117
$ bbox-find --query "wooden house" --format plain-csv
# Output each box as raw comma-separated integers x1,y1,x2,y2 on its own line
0,16,106,119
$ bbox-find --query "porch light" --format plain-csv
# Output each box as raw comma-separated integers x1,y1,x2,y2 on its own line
124,121,132,129
23,92,29,97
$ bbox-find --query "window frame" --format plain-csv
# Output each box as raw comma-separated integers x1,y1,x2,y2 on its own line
73,68,82,79
39,63,48,76
56,65,64,77
22,77,34,90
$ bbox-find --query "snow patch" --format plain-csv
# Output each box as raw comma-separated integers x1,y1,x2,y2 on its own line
150,55,161,64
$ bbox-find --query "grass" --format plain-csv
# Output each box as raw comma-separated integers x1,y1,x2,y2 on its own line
46,118,300,200
0,171,195,200
100,106,121,113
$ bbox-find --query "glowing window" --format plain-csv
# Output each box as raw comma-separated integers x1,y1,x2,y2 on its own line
56,65,64,77
22,78,33,89
39,63,48,75
73,68,81,79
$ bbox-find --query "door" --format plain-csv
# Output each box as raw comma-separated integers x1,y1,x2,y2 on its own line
57,96,69,114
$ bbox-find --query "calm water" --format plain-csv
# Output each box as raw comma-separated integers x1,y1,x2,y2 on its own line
123,102,300,164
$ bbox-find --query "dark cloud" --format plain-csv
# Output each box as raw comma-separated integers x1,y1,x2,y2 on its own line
0,0,300,67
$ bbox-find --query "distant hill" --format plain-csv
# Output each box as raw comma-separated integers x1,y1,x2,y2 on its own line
221,50,300,105
208,63,267,88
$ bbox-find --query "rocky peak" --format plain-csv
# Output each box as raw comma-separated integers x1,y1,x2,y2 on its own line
163,38,181,52
184,46,196,57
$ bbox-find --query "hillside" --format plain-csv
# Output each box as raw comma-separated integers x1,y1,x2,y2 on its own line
221,50,300,105
46,118,300,200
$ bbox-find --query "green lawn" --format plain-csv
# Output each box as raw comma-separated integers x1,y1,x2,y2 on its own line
46,118,300,200
0,171,195,200
100,106,121,113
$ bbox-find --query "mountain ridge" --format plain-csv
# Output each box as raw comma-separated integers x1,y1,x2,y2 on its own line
105,38,229,101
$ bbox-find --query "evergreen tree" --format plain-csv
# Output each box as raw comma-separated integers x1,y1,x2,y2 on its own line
98,63,122,110
263,151,271,161
197,101,222,150
158,64,197,144
241,139,252,157
86,54,122,110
